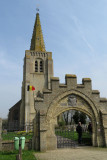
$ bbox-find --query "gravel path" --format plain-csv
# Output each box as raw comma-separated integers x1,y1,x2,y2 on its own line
35,147,107,160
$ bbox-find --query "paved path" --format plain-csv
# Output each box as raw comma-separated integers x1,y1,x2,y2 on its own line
35,147,107,160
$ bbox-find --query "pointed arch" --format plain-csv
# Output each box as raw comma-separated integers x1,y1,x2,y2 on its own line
45,90,104,148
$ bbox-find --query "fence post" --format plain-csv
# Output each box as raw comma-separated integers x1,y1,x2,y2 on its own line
0,118,2,151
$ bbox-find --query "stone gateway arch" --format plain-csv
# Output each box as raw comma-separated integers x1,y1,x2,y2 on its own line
33,75,107,151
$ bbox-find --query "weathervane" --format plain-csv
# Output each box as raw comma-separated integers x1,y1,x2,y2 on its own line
36,8,39,13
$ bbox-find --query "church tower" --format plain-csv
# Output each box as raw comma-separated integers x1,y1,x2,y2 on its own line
20,12,54,126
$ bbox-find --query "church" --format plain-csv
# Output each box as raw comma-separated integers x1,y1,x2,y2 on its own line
8,11,54,129
8,10,107,150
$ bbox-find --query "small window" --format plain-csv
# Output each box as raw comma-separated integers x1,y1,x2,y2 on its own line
35,61,38,72
40,61,43,72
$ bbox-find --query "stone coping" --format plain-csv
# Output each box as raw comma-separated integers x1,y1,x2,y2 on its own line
59,84,67,88
101,112,107,115
82,78,91,82
100,98,107,102
51,77,59,81
92,90,100,94
43,89,52,94
65,74,76,78
77,84,84,88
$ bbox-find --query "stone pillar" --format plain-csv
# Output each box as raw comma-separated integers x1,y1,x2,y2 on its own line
39,110,47,152
0,118,2,151
101,113,107,146
33,113,40,151
97,113,106,147
33,110,47,151
92,120,97,147
103,128,107,147
46,118,57,150
33,110,57,151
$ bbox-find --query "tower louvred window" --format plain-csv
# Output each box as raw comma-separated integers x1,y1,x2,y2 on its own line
35,61,38,72
40,60,43,72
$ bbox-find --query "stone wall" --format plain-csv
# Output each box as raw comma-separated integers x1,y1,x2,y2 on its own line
0,118,32,151
2,140,32,151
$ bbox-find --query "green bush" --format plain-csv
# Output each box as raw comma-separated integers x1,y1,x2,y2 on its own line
2,131,33,141
17,131,26,135
58,121,65,128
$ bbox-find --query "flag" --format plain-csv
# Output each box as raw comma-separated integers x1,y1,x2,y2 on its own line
27,85,35,91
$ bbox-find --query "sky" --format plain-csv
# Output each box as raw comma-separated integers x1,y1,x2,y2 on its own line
0,0,107,118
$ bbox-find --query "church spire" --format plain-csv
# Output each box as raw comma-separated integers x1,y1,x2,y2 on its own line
30,12,46,51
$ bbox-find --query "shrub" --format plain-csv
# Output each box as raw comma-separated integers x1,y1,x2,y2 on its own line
17,131,26,135
58,121,65,128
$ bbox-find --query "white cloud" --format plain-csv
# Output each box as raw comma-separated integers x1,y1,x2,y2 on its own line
70,15,95,55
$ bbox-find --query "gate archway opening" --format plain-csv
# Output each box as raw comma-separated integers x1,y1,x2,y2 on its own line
45,91,104,150
55,109,92,148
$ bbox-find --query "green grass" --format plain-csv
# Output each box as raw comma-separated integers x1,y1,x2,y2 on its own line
55,130,92,145
0,150,37,160
56,130,78,140
2,132,33,141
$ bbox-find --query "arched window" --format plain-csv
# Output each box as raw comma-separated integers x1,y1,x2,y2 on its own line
40,60,43,72
35,61,38,72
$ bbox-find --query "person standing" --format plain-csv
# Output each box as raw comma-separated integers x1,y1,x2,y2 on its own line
76,122,82,144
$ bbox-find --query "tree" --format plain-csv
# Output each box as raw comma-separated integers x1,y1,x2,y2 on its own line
73,111,87,124
73,111,80,124
79,112,87,124
63,111,69,125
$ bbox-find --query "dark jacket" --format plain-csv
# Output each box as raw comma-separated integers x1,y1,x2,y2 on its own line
88,124,92,133
76,125,82,135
